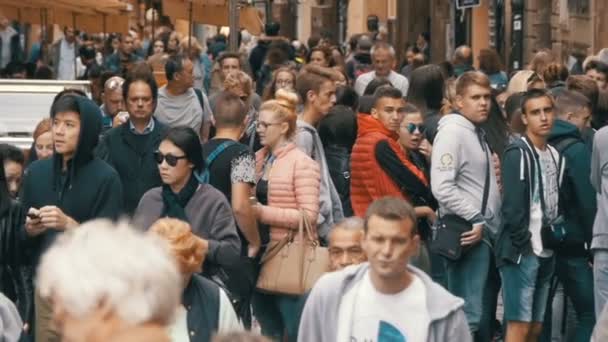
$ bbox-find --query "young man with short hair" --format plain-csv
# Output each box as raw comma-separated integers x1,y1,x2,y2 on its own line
585,60,608,90
431,71,502,337
104,33,143,76
96,72,167,215
542,89,597,340
299,197,471,341
496,89,562,342
328,217,366,271
295,65,343,240
22,94,123,341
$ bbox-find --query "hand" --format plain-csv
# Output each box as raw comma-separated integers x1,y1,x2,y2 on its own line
113,112,129,126
25,208,46,237
420,206,437,224
461,224,483,246
200,238,209,258
23,323,29,332
247,244,261,258
39,206,78,231
419,139,433,162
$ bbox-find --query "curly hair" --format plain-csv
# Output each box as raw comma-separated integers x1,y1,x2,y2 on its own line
149,218,206,275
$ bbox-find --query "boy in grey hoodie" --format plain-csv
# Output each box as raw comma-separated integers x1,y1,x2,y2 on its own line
298,197,471,342
592,126,608,316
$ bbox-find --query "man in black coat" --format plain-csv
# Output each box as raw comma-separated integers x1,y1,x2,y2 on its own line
22,93,123,341
96,72,167,215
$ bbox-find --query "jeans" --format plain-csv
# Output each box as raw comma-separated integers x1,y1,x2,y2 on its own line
478,253,502,342
251,291,305,342
443,241,491,332
541,255,595,342
594,249,608,317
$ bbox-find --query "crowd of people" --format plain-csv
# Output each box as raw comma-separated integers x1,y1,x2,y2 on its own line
1,13,608,342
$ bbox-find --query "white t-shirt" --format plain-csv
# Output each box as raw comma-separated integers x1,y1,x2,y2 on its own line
341,272,430,342
529,145,560,257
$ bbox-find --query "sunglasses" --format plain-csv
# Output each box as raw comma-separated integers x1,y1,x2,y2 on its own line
154,151,187,167
406,123,425,134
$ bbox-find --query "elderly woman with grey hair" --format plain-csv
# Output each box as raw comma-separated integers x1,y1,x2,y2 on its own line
37,219,181,342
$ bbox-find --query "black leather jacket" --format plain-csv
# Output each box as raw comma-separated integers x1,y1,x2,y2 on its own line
0,200,33,324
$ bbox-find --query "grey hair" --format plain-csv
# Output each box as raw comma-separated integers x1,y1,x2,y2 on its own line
371,42,396,58
333,217,365,232
37,220,181,326
104,76,125,92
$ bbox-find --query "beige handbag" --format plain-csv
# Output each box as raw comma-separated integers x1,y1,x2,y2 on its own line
256,210,330,295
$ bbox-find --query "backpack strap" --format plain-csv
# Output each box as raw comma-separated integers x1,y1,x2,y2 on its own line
199,141,238,183
551,137,579,155
193,88,205,113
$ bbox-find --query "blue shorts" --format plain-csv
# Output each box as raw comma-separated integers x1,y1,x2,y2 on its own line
500,252,555,322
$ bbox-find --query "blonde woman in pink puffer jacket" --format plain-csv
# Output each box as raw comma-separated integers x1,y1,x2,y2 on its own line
252,89,320,342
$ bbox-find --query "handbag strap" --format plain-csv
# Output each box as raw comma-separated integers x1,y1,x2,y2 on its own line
259,209,308,264
479,128,491,216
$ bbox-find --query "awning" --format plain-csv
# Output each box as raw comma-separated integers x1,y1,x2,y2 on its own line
162,0,263,35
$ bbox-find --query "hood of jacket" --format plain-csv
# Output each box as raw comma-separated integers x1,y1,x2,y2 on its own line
437,112,477,133
51,96,102,184
548,119,582,143
357,113,398,140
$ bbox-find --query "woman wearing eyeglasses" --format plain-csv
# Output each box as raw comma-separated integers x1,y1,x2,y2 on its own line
251,90,321,342
134,126,241,288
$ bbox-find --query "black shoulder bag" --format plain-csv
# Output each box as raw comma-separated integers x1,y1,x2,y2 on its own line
430,129,491,261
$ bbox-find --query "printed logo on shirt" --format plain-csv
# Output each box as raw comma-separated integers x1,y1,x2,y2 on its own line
350,321,407,342
438,153,454,171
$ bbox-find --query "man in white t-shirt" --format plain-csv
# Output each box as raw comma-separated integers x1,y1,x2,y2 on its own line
496,89,561,342
299,197,471,342
354,42,410,96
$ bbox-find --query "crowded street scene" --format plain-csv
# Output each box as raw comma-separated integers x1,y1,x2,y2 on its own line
2,0,608,341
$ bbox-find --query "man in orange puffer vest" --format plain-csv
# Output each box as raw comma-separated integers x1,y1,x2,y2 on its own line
350,86,432,218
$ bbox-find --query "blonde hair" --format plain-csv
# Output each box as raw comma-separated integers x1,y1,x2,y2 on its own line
38,220,180,326
507,70,535,94
223,70,253,97
149,218,205,275
259,89,299,138
180,36,203,56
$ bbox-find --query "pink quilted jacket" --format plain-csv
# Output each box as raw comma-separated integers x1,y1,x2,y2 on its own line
255,142,321,241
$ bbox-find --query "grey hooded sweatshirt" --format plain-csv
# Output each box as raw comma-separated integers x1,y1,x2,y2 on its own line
431,113,502,241
591,127,608,250
298,263,472,342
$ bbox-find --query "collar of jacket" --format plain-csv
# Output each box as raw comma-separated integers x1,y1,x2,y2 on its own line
356,113,399,141
261,142,296,160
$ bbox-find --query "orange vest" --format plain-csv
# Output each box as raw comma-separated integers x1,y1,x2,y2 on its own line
350,114,428,217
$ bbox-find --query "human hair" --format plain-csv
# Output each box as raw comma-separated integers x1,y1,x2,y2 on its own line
505,92,525,122
335,85,359,111
363,78,393,96
149,218,205,275
372,86,403,108
122,71,158,102
440,78,458,115
332,217,364,232
363,197,417,235
52,89,86,105
51,94,81,118
307,46,333,65
265,22,280,37
213,91,247,128
33,118,52,141
165,54,189,81
530,49,555,75
370,42,396,58
453,45,473,65
318,105,357,150
266,40,292,66
478,49,503,75
480,95,510,158
520,88,554,115
542,63,569,86
217,52,242,69
595,89,608,129
37,220,181,326
455,71,491,96
0,144,24,166
555,89,592,118
567,75,599,111
295,65,335,103
262,67,297,101
223,70,252,97
585,60,608,78
403,103,421,115
163,127,204,173
104,76,125,92
179,36,203,57
259,89,299,138
147,38,166,57
34,65,53,80
507,70,535,93
438,61,455,80
0,150,10,214
406,64,445,112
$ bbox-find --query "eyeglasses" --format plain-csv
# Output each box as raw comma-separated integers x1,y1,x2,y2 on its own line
405,123,425,134
154,151,187,167
256,121,283,130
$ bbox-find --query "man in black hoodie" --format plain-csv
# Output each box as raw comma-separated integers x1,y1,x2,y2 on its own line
22,94,123,342
345,35,373,82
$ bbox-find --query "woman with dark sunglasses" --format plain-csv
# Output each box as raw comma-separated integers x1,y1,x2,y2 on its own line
134,126,241,294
